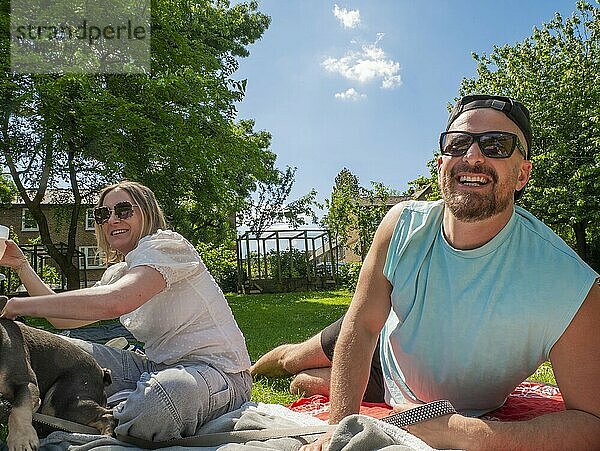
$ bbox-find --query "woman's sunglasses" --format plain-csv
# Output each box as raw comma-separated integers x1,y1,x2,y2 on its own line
440,131,527,159
93,201,138,225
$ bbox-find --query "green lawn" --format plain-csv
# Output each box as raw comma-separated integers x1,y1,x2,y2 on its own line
227,290,353,405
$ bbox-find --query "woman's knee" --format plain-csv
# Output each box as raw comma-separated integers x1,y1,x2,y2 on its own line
113,365,246,441
114,366,203,440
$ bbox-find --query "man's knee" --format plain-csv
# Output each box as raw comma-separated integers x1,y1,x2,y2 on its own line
277,344,303,373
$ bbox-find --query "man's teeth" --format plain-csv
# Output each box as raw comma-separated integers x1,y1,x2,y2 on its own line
111,229,128,236
459,176,488,186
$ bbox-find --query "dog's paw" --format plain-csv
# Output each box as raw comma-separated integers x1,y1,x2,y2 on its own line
89,410,116,436
7,423,39,451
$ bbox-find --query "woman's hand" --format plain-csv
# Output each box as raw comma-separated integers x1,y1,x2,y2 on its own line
0,297,19,320
0,240,28,271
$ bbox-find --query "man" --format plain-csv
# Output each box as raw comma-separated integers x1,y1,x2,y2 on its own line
257,95,600,449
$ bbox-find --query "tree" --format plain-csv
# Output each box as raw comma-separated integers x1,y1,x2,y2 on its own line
459,1,600,265
322,168,398,261
321,168,359,262
354,181,394,260
402,157,441,201
0,0,279,288
240,166,318,235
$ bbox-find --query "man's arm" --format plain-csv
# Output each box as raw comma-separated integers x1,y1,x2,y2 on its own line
328,202,406,423
394,281,600,450
300,204,405,449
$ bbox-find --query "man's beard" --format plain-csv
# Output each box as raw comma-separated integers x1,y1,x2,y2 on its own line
440,163,516,222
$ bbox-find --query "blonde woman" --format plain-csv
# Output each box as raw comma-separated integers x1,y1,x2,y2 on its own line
0,181,252,441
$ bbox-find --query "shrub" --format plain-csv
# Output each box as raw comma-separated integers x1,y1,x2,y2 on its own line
337,262,362,291
268,248,312,279
196,241,238,293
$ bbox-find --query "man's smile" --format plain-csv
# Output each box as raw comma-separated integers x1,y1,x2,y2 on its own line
456,174,492,187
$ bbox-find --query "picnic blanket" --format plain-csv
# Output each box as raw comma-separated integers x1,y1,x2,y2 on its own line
36,402,446,451
288,381,564,422
18,382,560,451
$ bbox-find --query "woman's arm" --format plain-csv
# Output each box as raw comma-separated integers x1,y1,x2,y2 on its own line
1,265,166,329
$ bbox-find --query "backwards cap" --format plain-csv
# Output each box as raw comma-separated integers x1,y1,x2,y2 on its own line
446,94,532,160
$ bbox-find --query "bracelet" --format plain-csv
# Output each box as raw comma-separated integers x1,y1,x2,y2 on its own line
380,400,457,429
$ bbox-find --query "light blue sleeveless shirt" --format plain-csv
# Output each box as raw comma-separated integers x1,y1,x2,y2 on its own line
381,200,598,417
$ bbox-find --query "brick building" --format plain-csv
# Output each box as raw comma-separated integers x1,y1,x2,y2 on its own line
0,189,106,289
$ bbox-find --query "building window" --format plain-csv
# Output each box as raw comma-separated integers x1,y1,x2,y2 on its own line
85,209,96,230
79,246,106,269
21,209,39,232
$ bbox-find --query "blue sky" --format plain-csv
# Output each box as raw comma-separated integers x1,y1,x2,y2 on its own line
234,0,577,213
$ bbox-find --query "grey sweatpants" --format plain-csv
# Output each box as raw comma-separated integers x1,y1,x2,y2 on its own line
65,337,252,441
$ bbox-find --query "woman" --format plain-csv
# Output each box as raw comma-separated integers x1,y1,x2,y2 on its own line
0,181,252,441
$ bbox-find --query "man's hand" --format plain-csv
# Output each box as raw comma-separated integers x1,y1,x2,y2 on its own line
299,428,334,451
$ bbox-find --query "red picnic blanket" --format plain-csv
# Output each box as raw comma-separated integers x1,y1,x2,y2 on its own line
288,381,564,422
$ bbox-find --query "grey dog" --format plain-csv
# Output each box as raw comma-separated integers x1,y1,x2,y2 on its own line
0,297,114,451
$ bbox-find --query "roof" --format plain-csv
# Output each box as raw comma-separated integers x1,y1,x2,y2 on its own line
358,185,432,207
12,188,99,206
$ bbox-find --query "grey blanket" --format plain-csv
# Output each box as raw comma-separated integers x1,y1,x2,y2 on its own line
37,403,446,451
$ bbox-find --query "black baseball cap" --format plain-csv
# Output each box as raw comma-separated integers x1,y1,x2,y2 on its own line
446,94,532,160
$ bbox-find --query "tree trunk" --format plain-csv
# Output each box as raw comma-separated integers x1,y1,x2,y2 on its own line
64,263,81,291
572,221,588,262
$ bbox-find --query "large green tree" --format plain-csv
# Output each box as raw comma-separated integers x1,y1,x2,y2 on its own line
0,0,279,288
460,1,600,265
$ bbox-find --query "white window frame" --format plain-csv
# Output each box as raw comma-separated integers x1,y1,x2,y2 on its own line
85,209,96,230
21,208,39,232
79,246,106,269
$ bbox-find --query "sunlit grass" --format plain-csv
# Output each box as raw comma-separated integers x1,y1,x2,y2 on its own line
528,361,556,385
227,289,352,404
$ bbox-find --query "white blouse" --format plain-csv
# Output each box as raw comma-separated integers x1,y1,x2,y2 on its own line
95,229,251,372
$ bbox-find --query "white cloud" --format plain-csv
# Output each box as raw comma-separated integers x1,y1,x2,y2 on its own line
322,34,402,90
333,4,361,28
334,88,366,101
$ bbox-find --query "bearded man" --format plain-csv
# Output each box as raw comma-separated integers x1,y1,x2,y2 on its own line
253,95,600,450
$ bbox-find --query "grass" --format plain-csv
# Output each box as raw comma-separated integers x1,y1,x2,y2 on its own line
227,290,351,361
227,289,353,405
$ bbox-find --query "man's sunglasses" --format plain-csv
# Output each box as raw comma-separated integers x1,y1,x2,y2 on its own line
439,131,527,159
93,201,138,225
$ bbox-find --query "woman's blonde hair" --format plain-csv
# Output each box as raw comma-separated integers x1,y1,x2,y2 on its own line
94,180,167,264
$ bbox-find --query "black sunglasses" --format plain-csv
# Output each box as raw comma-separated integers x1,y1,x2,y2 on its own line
93,201,138,225
440,131,527,159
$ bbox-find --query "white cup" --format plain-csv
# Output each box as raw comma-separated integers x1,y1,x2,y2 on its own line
0,225,9,260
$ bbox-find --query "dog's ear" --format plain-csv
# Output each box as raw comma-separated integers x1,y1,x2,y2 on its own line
102,368,112,386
